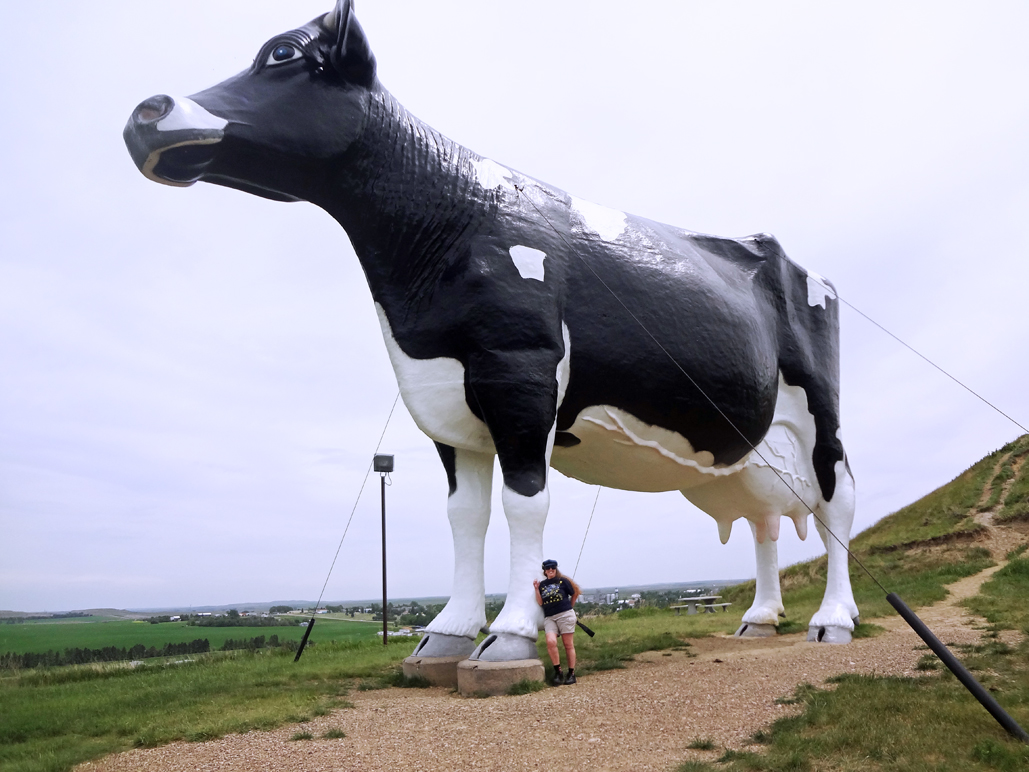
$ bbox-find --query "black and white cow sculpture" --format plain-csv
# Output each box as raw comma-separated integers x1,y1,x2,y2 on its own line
125,1,859,659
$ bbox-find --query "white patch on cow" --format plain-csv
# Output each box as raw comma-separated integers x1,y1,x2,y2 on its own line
156,97,228,133
470,158,515,190
374,304,494,453
508,246,546,281
806,271,836,309
571,197,627,242
556,324,571,409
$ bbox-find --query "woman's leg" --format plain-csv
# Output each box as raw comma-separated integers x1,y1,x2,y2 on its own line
545,632,561,666
560,632,576,669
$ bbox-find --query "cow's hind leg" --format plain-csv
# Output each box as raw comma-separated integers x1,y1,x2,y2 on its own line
807,459,859,643
735,520,785,637
412,445,493,658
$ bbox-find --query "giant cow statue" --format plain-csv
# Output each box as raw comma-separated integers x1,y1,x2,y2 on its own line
124,0,860,659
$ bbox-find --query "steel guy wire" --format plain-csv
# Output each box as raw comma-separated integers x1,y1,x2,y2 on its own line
805,273,1027,435
572,485,602,581
314,390,401,611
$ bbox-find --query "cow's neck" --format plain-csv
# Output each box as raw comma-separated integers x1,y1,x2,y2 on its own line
323,90,485,308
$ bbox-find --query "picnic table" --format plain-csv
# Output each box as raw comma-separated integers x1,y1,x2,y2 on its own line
669,595,732,615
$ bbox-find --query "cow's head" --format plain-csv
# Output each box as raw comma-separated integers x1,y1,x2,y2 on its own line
124,0,377,203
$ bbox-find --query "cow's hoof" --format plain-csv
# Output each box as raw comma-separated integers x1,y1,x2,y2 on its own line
468,633,539,662
734,622,777,638
807,625,852,644
410,632,476,658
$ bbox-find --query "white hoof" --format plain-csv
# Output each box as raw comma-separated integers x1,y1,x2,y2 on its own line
741,604,784,626
807,625,852,644
735,623,777,638
469,633,539,662
411,632,477,658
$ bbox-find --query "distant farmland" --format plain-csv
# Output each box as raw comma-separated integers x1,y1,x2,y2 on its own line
0,617,380,657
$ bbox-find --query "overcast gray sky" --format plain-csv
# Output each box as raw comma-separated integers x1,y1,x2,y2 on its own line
2,1,1027,613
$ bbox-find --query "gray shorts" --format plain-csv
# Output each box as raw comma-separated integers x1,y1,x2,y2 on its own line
543,609,577,635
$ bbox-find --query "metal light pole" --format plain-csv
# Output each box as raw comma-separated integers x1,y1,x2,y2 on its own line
373,454,394,646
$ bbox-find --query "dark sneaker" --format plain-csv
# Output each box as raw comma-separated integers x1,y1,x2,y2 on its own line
551,670,564,686
564,672,577,685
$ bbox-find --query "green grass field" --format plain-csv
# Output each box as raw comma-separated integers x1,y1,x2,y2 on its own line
0,618,379,656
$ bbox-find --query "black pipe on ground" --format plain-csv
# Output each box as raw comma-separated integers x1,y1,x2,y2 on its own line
293,617,316,663
887,592,1029,743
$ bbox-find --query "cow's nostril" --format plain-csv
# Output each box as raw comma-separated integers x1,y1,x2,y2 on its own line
135,95,174,124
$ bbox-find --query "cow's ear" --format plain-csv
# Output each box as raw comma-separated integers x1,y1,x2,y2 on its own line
325,0,376,87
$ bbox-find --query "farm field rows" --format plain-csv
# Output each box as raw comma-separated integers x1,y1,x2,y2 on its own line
0,617,380,656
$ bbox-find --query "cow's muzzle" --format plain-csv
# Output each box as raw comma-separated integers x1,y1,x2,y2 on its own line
124,95,228,187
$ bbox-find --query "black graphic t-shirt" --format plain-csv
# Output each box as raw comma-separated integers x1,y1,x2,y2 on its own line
539,577,574,616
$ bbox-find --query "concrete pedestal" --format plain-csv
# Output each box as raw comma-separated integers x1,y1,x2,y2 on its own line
402,655,466,688
456,658,545,697
734,622,777,638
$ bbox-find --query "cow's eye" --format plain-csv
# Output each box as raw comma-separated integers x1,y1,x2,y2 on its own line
266,44,301,66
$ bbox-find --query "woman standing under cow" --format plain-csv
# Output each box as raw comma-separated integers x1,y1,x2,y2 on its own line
534,559,581,685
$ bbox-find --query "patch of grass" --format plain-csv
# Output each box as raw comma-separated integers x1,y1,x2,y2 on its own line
322,728,346,739
774,682,819,706
675,762,719,772
0,638,409,771
851,622,886,639
915,653,940,671
998,442,1029,522
1006,544,1028,560
686,737,716,750
507,678,547,696
563,629,691,677
289,731,313,741
382,668,432,688
964,556,1029,633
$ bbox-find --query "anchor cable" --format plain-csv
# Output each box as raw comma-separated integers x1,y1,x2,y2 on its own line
313,390,402,612
806,274,1027,435
572,485,602,581
296,390,401,663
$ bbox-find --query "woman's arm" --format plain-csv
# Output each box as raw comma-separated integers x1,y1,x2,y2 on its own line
532,579,543,606
567,579,580,606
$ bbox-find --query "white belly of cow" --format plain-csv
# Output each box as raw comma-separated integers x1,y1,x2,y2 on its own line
551,374,820,503
551,405,752,492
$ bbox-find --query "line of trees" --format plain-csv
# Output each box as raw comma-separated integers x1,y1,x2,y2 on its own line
0,634,306,670
0,639,212,669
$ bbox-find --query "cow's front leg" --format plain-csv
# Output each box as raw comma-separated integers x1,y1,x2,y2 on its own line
808,461,860,643
412,445,493,658
466,351,559,662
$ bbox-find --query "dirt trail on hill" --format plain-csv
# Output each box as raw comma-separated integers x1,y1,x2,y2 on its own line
78,521,1027,772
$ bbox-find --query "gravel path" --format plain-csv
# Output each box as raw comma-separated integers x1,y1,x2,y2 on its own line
78,520,1026,772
